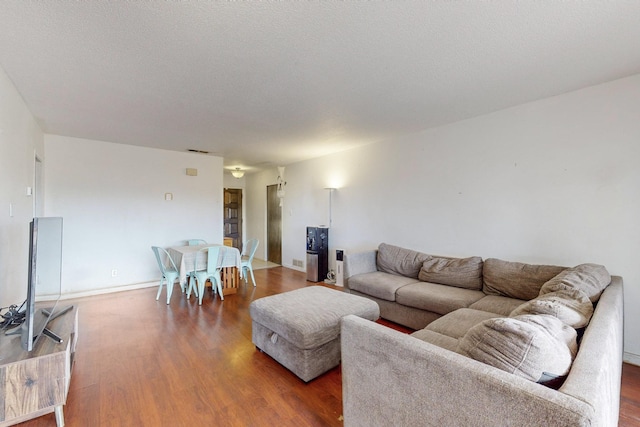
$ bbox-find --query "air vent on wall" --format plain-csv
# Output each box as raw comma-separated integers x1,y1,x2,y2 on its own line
187,149,210,154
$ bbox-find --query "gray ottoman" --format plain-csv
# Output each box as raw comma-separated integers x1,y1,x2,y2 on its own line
249,286,380,382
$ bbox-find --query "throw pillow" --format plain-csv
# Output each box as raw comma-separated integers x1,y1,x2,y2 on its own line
457,314,577,384
539,263,611,303
482,258,566,301
510,289,594,329
418,256,483,290
376,243,430,279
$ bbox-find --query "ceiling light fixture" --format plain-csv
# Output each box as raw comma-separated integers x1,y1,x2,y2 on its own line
231,168,245,178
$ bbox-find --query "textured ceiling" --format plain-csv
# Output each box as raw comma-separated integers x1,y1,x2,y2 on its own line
1,2,639,173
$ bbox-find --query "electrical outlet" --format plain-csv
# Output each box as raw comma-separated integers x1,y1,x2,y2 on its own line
111,269,118,277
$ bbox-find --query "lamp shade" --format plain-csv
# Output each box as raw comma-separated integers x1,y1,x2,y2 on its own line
231,168,244,178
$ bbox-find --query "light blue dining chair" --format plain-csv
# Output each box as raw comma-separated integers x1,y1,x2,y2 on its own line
241,238,259,287
187,246,224,305
151,246,181,304
188,239,207,246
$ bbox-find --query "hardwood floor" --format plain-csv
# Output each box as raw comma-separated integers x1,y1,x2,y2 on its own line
621,363,640,426
15,267,640,426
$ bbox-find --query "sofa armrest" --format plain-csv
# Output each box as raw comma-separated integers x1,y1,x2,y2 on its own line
344,250,377,287
340,315,594,427
558,276,624,427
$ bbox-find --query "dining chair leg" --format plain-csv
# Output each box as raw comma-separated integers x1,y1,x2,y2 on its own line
249,266,256,287
186,275,195,299
243,266,257,287
214,274,224,301
166,280,173,304
155,278,164,301
218,283,225,300
197,279,205,305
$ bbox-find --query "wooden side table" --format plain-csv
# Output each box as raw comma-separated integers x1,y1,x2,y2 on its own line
0,306,78,427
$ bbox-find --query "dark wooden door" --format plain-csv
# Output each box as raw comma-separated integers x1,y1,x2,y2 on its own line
224,188,242,251
267,184,281,264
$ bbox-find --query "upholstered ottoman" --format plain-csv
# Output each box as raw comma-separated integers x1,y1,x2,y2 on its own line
249,286,380,382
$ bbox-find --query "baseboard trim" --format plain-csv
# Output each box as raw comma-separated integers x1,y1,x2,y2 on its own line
624,352,640,366
60,281,157,300
282,262,305,273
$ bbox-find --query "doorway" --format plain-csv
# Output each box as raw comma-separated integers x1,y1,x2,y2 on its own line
266,184,282,265
224,188,242,251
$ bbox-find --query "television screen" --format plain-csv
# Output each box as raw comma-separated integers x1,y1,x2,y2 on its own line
21,217,64,351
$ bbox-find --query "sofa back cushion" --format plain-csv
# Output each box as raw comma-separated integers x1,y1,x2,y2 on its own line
510,289,594,329
539,263,611,303
377,243,430,278
418,256,484,290
457,314,577,384
483,258,566,301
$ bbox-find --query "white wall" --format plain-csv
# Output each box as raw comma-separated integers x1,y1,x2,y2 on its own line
247,73,640,360
0,67,44,307
44,135,224,294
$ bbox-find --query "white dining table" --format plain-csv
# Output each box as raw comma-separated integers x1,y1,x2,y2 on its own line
167,244,242,287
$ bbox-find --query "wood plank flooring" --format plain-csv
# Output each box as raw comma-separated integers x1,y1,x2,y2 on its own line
621,363,640,426
15,267,640,426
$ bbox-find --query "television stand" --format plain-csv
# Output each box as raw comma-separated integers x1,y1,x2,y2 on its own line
41,304,74,319
39,305,74,345
42,327,63,344
0,306,78,427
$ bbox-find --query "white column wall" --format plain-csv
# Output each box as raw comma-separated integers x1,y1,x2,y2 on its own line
0,67,44,306
44,135,224,294
246,73,640,360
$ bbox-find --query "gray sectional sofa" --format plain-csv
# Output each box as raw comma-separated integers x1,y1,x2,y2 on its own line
341,243,624,426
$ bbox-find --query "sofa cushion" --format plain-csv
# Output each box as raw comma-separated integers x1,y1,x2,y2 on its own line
510,289,594,329
468,295,527,316
396,282,485,315
377,243,430,279
457,314,578,383
417,256,483,290
426,308,502,339
347,271,419,302
410,329,459,352
483,258,566,301
539,263,611,303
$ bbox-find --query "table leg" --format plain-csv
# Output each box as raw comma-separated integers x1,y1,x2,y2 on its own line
54,405,64,427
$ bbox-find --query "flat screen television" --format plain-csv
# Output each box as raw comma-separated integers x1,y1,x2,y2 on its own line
20,217,72,351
